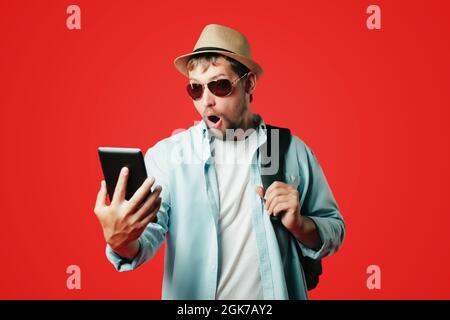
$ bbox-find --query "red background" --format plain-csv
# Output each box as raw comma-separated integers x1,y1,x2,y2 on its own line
1,0,449,299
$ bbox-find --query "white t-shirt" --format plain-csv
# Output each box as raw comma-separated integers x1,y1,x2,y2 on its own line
212,130,264,300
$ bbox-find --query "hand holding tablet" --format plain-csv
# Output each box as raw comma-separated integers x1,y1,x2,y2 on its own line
94,147,162,259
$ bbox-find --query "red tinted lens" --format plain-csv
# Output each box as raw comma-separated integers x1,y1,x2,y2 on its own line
187,83,204,100
208,79,233,97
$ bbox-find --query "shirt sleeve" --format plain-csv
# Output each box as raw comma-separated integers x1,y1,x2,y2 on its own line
294,137,346,260
105,143,171,272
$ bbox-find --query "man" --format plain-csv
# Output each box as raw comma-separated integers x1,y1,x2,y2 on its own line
94,24,345,299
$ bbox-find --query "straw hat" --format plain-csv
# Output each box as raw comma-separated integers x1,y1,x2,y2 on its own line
174,24,263,79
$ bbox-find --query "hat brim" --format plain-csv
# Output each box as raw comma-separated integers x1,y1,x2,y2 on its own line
174,50,263,80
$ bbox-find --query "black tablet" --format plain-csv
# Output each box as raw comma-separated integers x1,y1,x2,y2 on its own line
98,147,149,202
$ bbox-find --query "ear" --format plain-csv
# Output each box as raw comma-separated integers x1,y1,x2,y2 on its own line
245,72,257,94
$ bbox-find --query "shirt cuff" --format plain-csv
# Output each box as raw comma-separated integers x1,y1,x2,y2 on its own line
296,216,338,260
105,238,144,272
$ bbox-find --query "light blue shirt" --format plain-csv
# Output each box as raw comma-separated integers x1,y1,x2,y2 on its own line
106,115,345,299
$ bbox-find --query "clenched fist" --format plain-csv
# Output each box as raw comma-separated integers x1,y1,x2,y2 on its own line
255,181,302,232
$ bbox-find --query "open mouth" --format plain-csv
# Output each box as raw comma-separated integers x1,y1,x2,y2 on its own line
208,115,220,123
206,114,223,129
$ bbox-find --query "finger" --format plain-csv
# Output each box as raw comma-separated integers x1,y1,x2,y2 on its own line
134,185,162,221
264,181,287,200
94,180,108,212
112,167,129,205
273,201,290,217
265,188,289,212
255,186,265,199
128,176,156,211
268,195,291,215
138,197,161,228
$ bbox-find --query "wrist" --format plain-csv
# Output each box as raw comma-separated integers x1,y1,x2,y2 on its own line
110,240,140,260
290,215,306,238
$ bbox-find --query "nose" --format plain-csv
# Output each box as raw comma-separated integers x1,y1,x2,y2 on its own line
200,85,216,109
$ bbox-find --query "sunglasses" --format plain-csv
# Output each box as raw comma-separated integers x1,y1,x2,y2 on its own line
186,73,249,100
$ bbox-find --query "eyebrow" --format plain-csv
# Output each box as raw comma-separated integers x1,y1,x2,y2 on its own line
189,74,227,82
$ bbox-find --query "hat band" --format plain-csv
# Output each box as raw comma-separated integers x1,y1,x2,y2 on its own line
193,47,235,54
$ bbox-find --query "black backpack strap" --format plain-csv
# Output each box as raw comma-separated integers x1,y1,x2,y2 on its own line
260,124,322,292
260,124,291,224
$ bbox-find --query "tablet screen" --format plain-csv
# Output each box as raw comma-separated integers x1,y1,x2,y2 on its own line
98,147,148,201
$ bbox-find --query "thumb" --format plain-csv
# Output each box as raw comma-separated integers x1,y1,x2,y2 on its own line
95,180,108,209
255,186,265,199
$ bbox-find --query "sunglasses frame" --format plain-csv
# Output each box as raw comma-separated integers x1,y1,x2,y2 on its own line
187,72,249,100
